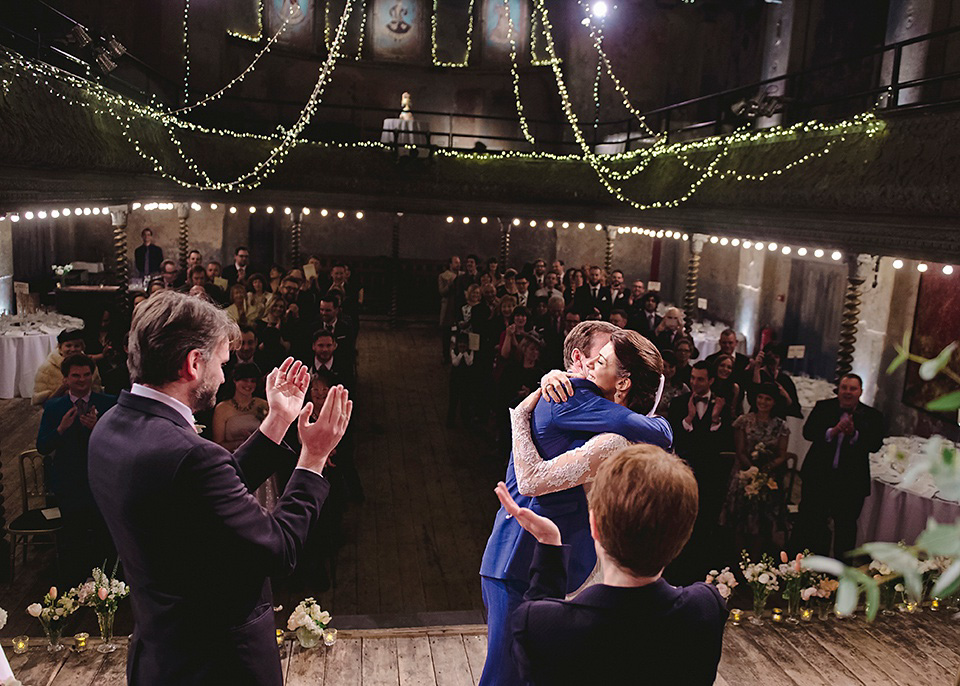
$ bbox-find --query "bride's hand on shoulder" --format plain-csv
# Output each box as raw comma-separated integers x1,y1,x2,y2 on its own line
517,387,542,414
540,369,574,403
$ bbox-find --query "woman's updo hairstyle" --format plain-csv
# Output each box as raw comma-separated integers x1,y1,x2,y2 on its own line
610,329,664,415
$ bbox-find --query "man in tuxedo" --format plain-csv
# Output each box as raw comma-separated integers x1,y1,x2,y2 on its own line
89,291,352,686
454,254,481,309
502,445,726,686
795,373,884,558
608,269,629,310
37,354,117,583
631,291,661,338
305,330,354,389
218,326,268,402
174,250,203,287
705,329,750,380
134,228,163,278
318,292,356,363
531,259,548,291
574,266,612,320
222,246,251,286
667,362,732,583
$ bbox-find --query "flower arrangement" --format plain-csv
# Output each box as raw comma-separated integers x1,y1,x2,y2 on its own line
704,567,738,600
70,563,129,653
740,551,780,625
51,264,74,277
737,465,779,500
26,586,78,651
778,551,812,622
287,598,332,649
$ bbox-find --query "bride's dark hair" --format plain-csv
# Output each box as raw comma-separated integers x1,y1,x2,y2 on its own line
610,330,664,415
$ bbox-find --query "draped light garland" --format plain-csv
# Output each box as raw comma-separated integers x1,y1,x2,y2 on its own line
182,0,191,103
504,0,535,145
227,0,266,41
431,0,476,68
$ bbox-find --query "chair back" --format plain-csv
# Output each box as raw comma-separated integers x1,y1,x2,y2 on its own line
782,452,801,506
18,450,53,514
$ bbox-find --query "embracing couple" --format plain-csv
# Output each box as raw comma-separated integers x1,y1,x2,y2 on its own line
479,320,727,685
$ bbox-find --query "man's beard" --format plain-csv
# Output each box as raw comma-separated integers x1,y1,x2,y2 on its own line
191,369,221,411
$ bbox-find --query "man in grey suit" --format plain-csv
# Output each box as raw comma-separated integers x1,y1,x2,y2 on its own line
89,291,352,686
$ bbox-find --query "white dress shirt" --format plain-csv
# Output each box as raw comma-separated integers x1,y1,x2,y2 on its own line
131,383,196,428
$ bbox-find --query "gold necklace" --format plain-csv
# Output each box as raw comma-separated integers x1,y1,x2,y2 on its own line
231,397,256,413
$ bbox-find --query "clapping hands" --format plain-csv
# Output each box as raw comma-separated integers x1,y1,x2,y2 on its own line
494,482,561,547
298,385,352,473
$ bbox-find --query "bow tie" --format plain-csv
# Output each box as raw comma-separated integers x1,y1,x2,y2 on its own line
694,396,709,405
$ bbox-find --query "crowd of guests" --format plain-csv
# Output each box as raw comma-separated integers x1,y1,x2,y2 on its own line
32,241,365,591
439,254,885,585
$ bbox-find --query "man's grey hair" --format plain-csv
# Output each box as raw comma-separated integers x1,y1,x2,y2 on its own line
128,290,239,386
563,320,618,370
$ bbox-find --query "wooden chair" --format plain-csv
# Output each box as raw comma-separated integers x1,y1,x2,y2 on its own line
5,450,61,579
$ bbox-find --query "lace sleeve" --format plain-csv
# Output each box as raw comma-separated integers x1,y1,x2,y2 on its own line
510,406,632,497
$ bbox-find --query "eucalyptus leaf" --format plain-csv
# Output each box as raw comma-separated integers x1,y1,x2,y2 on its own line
925,391,960,413
835,576,859,616
801,555,846,577
862,574,880,621
932,559,960,599
915,518,960,557
919,342,958,381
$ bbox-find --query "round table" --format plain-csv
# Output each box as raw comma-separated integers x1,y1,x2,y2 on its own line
380,118,430,146
0,314,85,399
857,477,960,546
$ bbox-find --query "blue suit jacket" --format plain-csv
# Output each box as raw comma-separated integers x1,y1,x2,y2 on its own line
36,392,117,511
480,378,673,593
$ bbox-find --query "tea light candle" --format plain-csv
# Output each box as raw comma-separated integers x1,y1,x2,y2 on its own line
276,629,284,647
931,597,941,611
730,608,743,625
74,632,89,651
800,608,813,622
905,601,918,613
323,628,338,646
12,636,29,654
771,608,784,623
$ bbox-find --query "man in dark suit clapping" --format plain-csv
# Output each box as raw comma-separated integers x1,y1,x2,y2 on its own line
573,266,612,320
795,373,884,558
503,444,727,686
89,291,352,686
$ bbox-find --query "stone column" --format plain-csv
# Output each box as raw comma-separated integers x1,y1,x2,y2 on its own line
499,218,511,268
0,215,12,314
734,246,766,355
290,211,303,268
110,206,130,314
851,255,892,405
835,254,872,383
683,234,706,335
176,203,190,270
604,225,616,274
390,213,402,329
756,0,797,128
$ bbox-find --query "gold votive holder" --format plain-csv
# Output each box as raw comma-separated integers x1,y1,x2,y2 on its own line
931,597,941,611
12,636,29,654
730,608,743,626
905,601,919,613
73,632,89,651
276,629,285,648
323,628,338,646
771,608,784,623
800,608,813,622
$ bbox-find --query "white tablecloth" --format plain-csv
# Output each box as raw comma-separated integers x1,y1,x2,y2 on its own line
0,314,84,399
858,478,960,546
381,118,430,146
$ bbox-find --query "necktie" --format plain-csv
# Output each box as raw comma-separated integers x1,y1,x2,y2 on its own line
75,398,88,415
593,287,599,299
832,413,851,468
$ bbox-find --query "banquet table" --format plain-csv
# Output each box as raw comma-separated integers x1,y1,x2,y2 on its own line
0,313,84,399
381,118,430,146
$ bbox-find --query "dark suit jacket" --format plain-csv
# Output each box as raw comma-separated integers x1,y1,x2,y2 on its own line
573,285,612,319
89,391,329,686
512,543,727,686
222,264,253,287
667,392,733,461
632,311,662,339
801,398,884,499
134,244,163,276
37,392,117,512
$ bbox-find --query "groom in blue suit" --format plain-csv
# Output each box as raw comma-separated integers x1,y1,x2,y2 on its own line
479,322,673,686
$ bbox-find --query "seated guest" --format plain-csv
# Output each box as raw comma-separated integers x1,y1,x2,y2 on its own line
203,260,228,304
219,326,266,401
211,363,272,510
222,246,252,286
225,283,262,325
246,272,272,315
174,249,202,287
631,290,661,338
306,329,354,389
609,308,629,330
655,350,689,415
33,329,103,405
159,260,179,290
504,444,727,686
36,354,116,583
148,279,167,297
748,344,801,419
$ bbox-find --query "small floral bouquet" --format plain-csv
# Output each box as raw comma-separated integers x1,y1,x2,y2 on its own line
51,264,74,277
71,563,129,653
705,567,739,600
869,559,902,615
740,551,780,624
737,465,779,500
26,586,78,651
778,550,812,621
287,598,332,649
801,574,840,619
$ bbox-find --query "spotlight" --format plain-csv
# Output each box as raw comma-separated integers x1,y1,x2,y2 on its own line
229,206,237,214
94,48,117,74
831,251,842,261
70,25,93,48
892,259,903,269
105,35,126,59
266,206,274,214
943,265,954,275
355,211,364,219
592,1,609,18
814,249,824,258
917,262,928,272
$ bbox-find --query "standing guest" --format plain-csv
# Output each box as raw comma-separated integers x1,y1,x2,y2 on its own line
498,269,519,299
205,260,223,283
457,284,483,330
551,259,565,279
795,374,884,558
246,272,272,315
609,309,629,330
134,228,163,278
563,309,582,336
225,283,260,325
84,309,119,374
534,272,563,301
33,330,103,405
632,291,661,338
574,266,612,320
36,354,117,584
720,383,789,555
89,291,352,686
497,305,531,363
159,260,179,289
223,246,252,286
318,292,357,363
498,334,546,410
563,268,584,306
515,275,531,308
655,351,689,415
257,297,293,370
212,363,272,508
673,337,696,387
268,263,285,294
705,329,750,380
219,326,266,402
711,353,742,417
175,250,203,287
454,254,481,309
203,261,228,305
132,293,147,309
492,297,520,358
448,333,476,428
305,330,354,389
608,270,628,310
148,279,167,296
327,263,360,321
501,445,726,686
439,256,461,361
654,307,687,354
485,257,502,289
622,279,646,323
277,275,317,361
748,344,801,418
530,259,548,290
541,295,567,370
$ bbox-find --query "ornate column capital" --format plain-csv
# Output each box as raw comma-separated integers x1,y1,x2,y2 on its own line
109,206,128,228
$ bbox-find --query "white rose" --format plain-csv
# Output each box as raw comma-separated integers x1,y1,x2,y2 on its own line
27,603,42,618
758,573,770,585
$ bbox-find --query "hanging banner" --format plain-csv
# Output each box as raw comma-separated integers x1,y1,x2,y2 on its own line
372,0,425,60
267,0,315,50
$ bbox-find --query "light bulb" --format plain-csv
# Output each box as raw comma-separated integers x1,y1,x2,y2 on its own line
513,218,521,226
75,208,83,215
462,217,470,224
546,221,554,228
131,202,141,210
10,214,19,222
578,223,585,229
682,234,689,241
892,259,903,269
51,210,60,218
38,211,47,219
355,211,364,219
284,207,292,215
101,208,109,214
943,265,954,275
191,202,202,211
755,242,764,251
814,249,824,258
917,262,928,272
731,238,740,246
709,236,718,244
321,209,329,217
24,211,34,220
561,222,569,229
302,208,311,215
767,242,777,251
229,206,237,214
446,216,454,223
210,203,219,210
266,206,274,214
480,217,488,224
743,241,752,249
82,208,91,215
831,251,842,261
530,220,537,227
782,246,792,255
719,238,728,246
92,207,101,215
63,208,71,216
337,211,345,219
797,248,807,256
249,206,256,213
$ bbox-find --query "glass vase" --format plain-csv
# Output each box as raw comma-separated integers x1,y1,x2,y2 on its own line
815,597,831,620
750,585,769,626
879,582,898,617
296,626,321,649
785,585,802,624
96,608,118,653
43,619,64,652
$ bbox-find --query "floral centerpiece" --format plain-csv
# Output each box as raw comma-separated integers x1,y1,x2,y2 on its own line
26,587,78,651
72,564,129,653
778,551,812,623
704,567,738,600
740,551,779,625
287,598,332,649
801,575,839,619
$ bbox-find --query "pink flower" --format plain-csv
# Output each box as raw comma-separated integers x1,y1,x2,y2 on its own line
801,587,816,602
98,588,109,601
49,586,57,600
780,551,788,564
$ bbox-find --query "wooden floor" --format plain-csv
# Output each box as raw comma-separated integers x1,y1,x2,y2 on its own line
7,610,959,685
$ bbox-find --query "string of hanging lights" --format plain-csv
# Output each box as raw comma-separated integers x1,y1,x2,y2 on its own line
431,0,476,67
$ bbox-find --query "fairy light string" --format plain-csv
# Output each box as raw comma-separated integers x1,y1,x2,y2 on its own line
431,0,476,67
228,0,266,41
504,0,535,145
